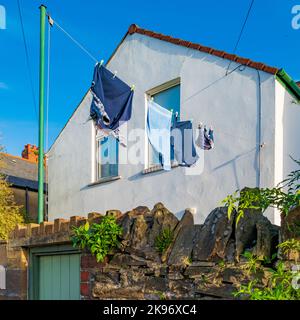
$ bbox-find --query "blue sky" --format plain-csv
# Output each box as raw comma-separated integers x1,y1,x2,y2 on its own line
0,0,299,156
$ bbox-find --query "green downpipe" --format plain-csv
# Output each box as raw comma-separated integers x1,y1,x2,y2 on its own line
38,4,46,223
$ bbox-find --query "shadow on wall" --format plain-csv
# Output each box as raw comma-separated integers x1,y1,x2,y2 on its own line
212,146,257,191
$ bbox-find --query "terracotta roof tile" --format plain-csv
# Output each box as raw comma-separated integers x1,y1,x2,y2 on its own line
200,46,213,53
235,57,251,65
127,24,279,74
212,50,226,58
189,43,201,50
179,40,191,48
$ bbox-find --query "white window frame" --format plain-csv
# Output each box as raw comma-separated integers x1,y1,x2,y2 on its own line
95,132,119,181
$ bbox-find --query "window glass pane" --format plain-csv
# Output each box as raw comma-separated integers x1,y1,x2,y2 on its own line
97,136,118,179
149,84,180,166
153,85,180,123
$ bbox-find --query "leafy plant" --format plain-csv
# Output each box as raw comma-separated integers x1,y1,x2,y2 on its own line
235,261,300,300
218,260,225,268
278,239,300,263
155,228,174,254
278,239,300,255
242,251,263,274
222,157,300,225
72,215,122,262
280,157,300,193
154,291,167,300
0,148,24,239
235,244,300,300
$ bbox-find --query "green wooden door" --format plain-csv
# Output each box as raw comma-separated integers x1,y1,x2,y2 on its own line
38,253,80,300
30,246,81,300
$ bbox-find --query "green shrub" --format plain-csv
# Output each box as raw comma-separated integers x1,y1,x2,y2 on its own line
155,228,174,254
235,261,300,300
235,241,300,300
222,157,300,226
0,150,24,239
71,215,122,262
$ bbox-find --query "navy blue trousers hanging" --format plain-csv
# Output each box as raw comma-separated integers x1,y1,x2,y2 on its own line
90,63,133,131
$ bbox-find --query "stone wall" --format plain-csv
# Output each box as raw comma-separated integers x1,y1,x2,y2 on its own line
0,203,289,300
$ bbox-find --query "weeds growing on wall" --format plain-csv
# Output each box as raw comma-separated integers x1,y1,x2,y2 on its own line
235,240,300,300
155,228,174,254
71,215,123,262
222,157,300,225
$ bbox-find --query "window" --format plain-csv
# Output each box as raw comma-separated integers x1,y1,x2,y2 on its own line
147,80,180,167
96,135,119,180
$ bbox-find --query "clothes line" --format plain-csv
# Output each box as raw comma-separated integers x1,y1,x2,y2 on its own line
47,13,98,63
46,12,264,151
47,13,136,90
47,12,254,102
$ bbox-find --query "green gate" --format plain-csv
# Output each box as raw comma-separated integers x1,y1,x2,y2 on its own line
29,245,80,300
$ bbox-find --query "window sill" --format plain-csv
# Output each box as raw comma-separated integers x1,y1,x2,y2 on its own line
88,175,121,187
142,163,179,175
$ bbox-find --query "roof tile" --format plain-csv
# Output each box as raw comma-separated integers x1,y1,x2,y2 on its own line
235,57,251,65
212,50,225,58
127,24,279,74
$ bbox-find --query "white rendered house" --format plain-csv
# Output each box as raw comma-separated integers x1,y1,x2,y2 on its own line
47,24,300,225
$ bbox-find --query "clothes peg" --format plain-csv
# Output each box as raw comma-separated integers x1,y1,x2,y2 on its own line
48,14,54,27
131,84,135,91
198,122,203,129
112,71,117,79
99,60,104,67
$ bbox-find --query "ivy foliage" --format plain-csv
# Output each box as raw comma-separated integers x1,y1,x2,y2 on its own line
0,149,24,240
71,215,123,262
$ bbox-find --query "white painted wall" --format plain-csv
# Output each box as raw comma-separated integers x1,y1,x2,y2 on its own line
48,33,279,224
279,83,300,183
273,81,300,224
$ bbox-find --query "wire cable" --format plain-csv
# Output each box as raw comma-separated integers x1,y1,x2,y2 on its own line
16,0,38,122
226,0,255,75
49,15,98,63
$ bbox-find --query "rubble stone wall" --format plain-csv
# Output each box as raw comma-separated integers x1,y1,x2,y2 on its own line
0,203,292,300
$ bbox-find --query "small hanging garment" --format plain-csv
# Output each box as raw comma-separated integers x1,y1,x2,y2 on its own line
90,63,134,140
171,119,199,166
147,100,172,171
196,124,214,150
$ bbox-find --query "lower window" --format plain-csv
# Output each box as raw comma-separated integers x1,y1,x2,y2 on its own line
96,135,119,180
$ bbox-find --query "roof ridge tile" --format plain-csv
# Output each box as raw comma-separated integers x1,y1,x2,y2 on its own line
127,24,279,74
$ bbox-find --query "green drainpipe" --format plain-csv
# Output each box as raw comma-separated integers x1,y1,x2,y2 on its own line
276,69,300,103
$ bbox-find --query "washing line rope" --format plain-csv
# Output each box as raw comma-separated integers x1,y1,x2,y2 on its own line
46,13,264,149
47,14,98,63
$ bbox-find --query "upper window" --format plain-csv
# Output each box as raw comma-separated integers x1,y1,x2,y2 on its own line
147,80,180,167
96,135,119,180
